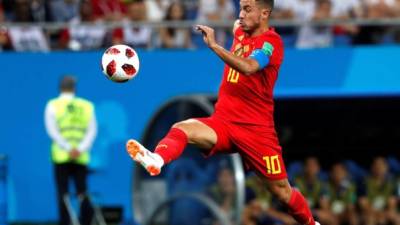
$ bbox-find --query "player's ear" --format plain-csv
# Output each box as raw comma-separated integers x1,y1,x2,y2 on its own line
261,8,271,20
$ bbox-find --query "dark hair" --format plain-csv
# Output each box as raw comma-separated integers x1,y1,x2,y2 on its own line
60,75,76,92
256,0,274,10
164,2,186,37
316,0,331,6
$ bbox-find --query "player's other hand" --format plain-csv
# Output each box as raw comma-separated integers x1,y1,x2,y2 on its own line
195,25,217,49
70,149,81,159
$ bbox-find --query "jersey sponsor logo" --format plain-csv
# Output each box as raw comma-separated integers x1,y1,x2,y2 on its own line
263,155,282,175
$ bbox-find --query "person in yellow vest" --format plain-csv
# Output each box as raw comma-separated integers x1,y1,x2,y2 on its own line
44,76,97,225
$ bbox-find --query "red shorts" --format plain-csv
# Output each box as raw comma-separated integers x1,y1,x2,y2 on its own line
195,115,287,180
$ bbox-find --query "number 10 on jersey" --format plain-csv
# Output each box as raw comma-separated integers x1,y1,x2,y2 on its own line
227,67,240,83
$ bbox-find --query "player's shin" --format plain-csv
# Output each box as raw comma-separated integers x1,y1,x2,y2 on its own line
154,128,188,164
286,188,316,225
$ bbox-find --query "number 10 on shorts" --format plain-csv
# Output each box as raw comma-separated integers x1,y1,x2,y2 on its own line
263,155,282,174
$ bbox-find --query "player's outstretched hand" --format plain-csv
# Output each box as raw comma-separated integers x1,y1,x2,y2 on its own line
195,25,217,49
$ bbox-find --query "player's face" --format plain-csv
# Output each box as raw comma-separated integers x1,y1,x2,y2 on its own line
239,0,271,32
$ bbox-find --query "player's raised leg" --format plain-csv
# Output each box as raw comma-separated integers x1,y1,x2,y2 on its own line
126,119,217,176
263,178,320,225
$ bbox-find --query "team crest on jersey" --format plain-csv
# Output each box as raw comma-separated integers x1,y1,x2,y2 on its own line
234,43,242,50
234,44,244,56
244,45,250,53
233,44,251,57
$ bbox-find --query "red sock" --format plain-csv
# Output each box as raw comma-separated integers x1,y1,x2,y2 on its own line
287,188,315,225
154,128,188,164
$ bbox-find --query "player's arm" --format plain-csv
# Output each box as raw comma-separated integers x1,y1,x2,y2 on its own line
196,25,270,75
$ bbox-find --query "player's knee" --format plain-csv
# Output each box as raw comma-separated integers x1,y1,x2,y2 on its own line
172,119,197,139
267,179,292,204
172,119,214,147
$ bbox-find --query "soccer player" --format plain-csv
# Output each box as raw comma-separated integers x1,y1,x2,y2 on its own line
126,1,319,225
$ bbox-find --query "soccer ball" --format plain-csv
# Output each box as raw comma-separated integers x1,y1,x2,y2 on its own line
101,44,140,83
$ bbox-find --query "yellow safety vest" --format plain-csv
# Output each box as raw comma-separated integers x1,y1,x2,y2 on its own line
49,97,94,165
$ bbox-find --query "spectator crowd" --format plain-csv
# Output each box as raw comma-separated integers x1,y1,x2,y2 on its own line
0,0,400,51
209,156,400,225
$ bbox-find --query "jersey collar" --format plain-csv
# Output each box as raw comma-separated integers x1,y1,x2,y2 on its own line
60,92,75,99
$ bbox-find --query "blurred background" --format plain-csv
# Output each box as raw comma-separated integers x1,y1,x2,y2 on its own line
0,0,400,225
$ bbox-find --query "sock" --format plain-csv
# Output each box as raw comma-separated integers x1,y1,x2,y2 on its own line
287,188,315,225
154,128,188,164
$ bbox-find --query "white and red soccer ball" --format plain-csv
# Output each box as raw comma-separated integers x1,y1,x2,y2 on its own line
101,44,140,83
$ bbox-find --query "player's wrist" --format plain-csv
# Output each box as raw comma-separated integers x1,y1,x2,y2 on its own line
209,42,219,51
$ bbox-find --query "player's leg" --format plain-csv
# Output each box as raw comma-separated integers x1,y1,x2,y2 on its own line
262,177,319,225
233,131,318,225
126,118,218,176
154,118,218,162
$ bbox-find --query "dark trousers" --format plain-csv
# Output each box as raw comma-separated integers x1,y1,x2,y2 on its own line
54,163,93,225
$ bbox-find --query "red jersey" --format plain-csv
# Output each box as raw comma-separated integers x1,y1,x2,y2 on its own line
214,27,284,128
